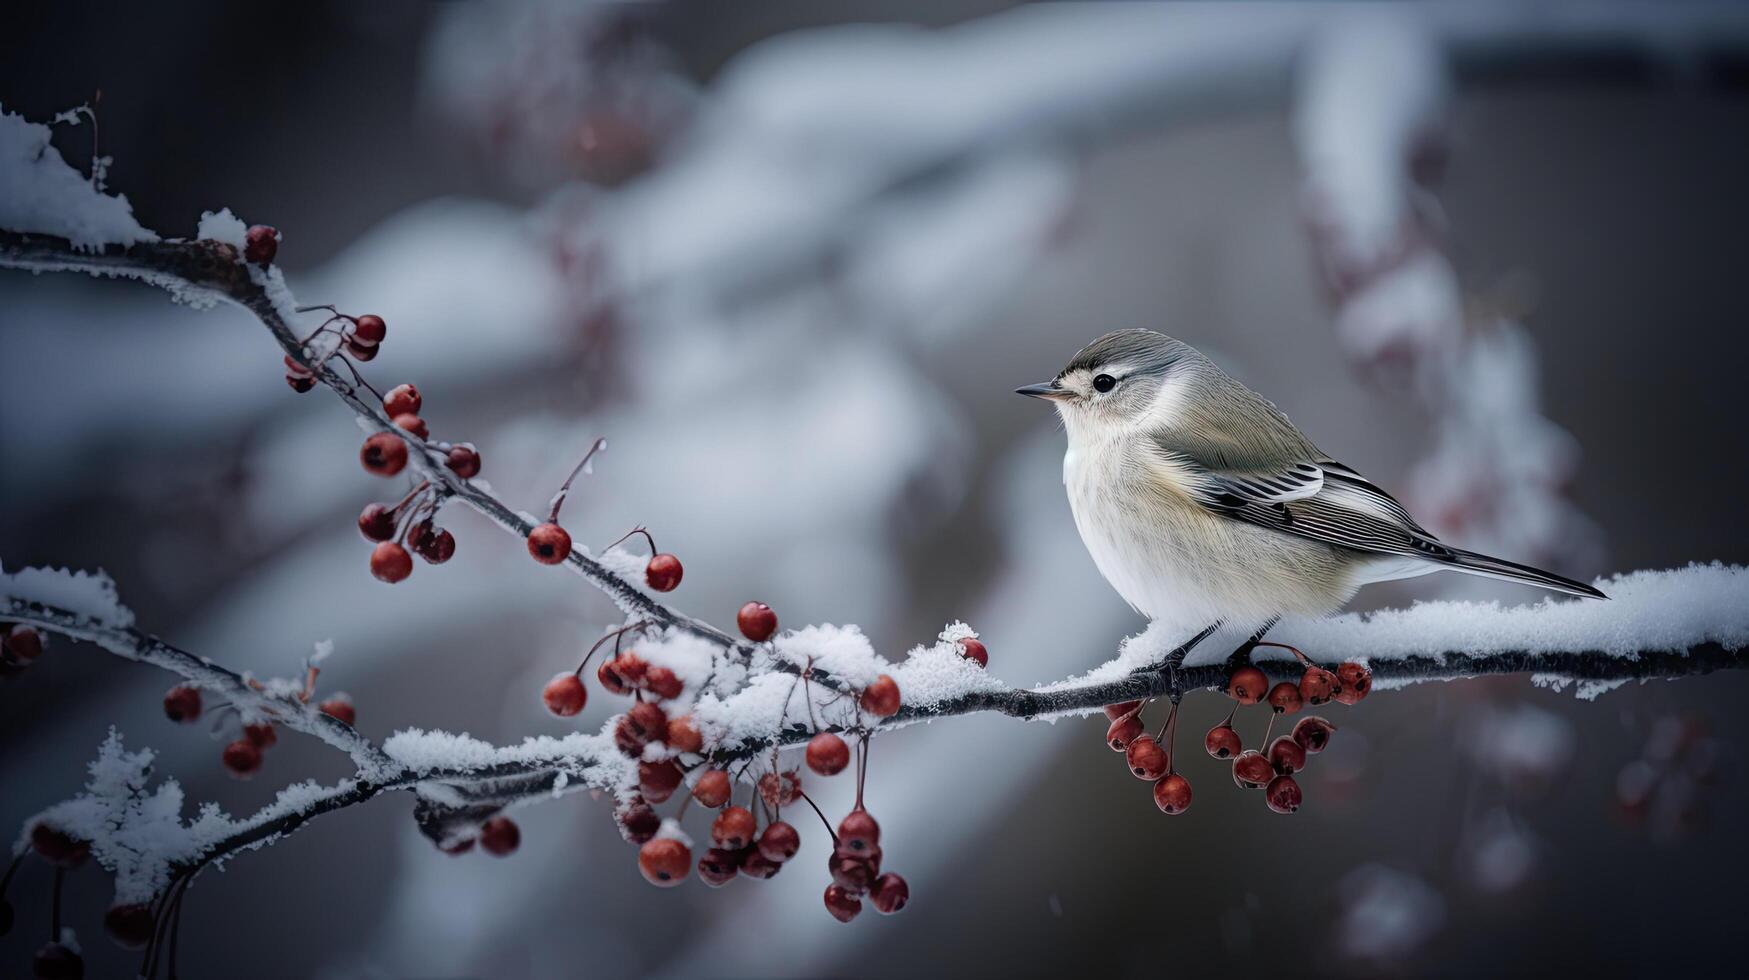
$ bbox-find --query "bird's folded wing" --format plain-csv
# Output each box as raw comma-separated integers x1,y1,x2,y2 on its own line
1155,445,1454,561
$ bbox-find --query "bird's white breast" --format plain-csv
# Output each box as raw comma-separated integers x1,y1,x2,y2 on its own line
1063,433,1356,633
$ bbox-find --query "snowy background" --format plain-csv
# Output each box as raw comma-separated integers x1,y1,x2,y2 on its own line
3,1,1748,976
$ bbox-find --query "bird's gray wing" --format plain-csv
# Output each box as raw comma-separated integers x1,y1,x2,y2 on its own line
1152,437,1454,561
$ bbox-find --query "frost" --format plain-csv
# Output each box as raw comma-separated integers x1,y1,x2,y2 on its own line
311,638,336,664
654,817,691,848
195,207,248,248
0,105,158,250
0,562,135,628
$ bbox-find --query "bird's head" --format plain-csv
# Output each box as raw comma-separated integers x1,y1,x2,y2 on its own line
1016,329,1196,438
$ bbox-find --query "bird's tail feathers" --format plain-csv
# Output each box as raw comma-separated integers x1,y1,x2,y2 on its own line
1439,547,1607,599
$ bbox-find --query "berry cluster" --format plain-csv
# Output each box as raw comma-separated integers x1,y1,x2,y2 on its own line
160,662,356,780
0,623,46,683
353,383,481,583
443,594,913,922
1102,644,1370,816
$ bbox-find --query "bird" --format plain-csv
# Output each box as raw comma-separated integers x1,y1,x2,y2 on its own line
1016,329,1604,659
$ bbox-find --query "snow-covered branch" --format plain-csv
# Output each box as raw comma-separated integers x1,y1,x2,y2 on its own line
7,560,1747,900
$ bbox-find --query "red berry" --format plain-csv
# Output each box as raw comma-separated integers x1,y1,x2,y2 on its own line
693,769,732,808
542,672,587,717
351,314,387,346
383,383,421,418
837,809,880,852
697,848,740,887
737,601,778,642
104,902,155,949
29,825,89,868
615,702,665,755
480,815,520,856
757,821,801,863
1299,666,1338,705
758,770,801,809
528,522,572,564
610,653,649,687
645,553,683,591
1334,661,1373,704
392,414,429,440
645,665,684,701
370,541,413,583
1226,665,1269,704
439,838,475,856
829,847,881,892
665,714,704,753
617,802,660,844
357,503,396,542
445,444,481,479
284,354,313,378
860,674,901,718
1267,681,1304,715
222,738,262,778
4,626,43,661
806,732,851,776
1292,715,1337,754
414,527,456,564
1107,713,1144,752
824,884,863,923
1126,734,1169,780
244,224,278,265
1232,750,1273,789
639,760,684,804
32,942,83,980
739,849,782,880
957,637,989,667
597,659,631,696
319,697,357,727
711,806,757,850
163,685,202,723
1153,773,1193,814
345,338,378,361
1204,723,1242,759
286,373,315,393
1103,700,1142,720
244,722,277,749
360,432,407,477
1266,774,1303,814
870,872,910,914
639,838,690,887
1267,735,1307,775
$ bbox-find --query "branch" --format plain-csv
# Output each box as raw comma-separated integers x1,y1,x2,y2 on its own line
7,578,1745,888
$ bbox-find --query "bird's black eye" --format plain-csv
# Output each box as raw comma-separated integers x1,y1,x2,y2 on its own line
1093,374,1117,393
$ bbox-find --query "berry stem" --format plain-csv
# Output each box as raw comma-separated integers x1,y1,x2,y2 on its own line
547,437,609,523
604,525,659,555
797,790,838,846
1254,640,1310,666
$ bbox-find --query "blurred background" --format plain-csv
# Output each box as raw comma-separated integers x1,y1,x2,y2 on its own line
3,2,1748,977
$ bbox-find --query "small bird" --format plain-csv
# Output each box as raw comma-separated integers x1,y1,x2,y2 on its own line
1017,329,1604,655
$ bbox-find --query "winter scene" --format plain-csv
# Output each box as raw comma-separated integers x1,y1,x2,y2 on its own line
2,2,1747,977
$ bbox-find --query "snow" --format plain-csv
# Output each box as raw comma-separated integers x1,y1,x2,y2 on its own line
196,207,248,248
381,727,635,792
0,562,135,628
0,105,158,250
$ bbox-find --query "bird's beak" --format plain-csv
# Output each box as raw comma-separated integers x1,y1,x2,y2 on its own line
1015,381,1072,402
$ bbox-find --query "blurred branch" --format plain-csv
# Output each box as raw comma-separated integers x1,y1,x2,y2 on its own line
604,2,1749,309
